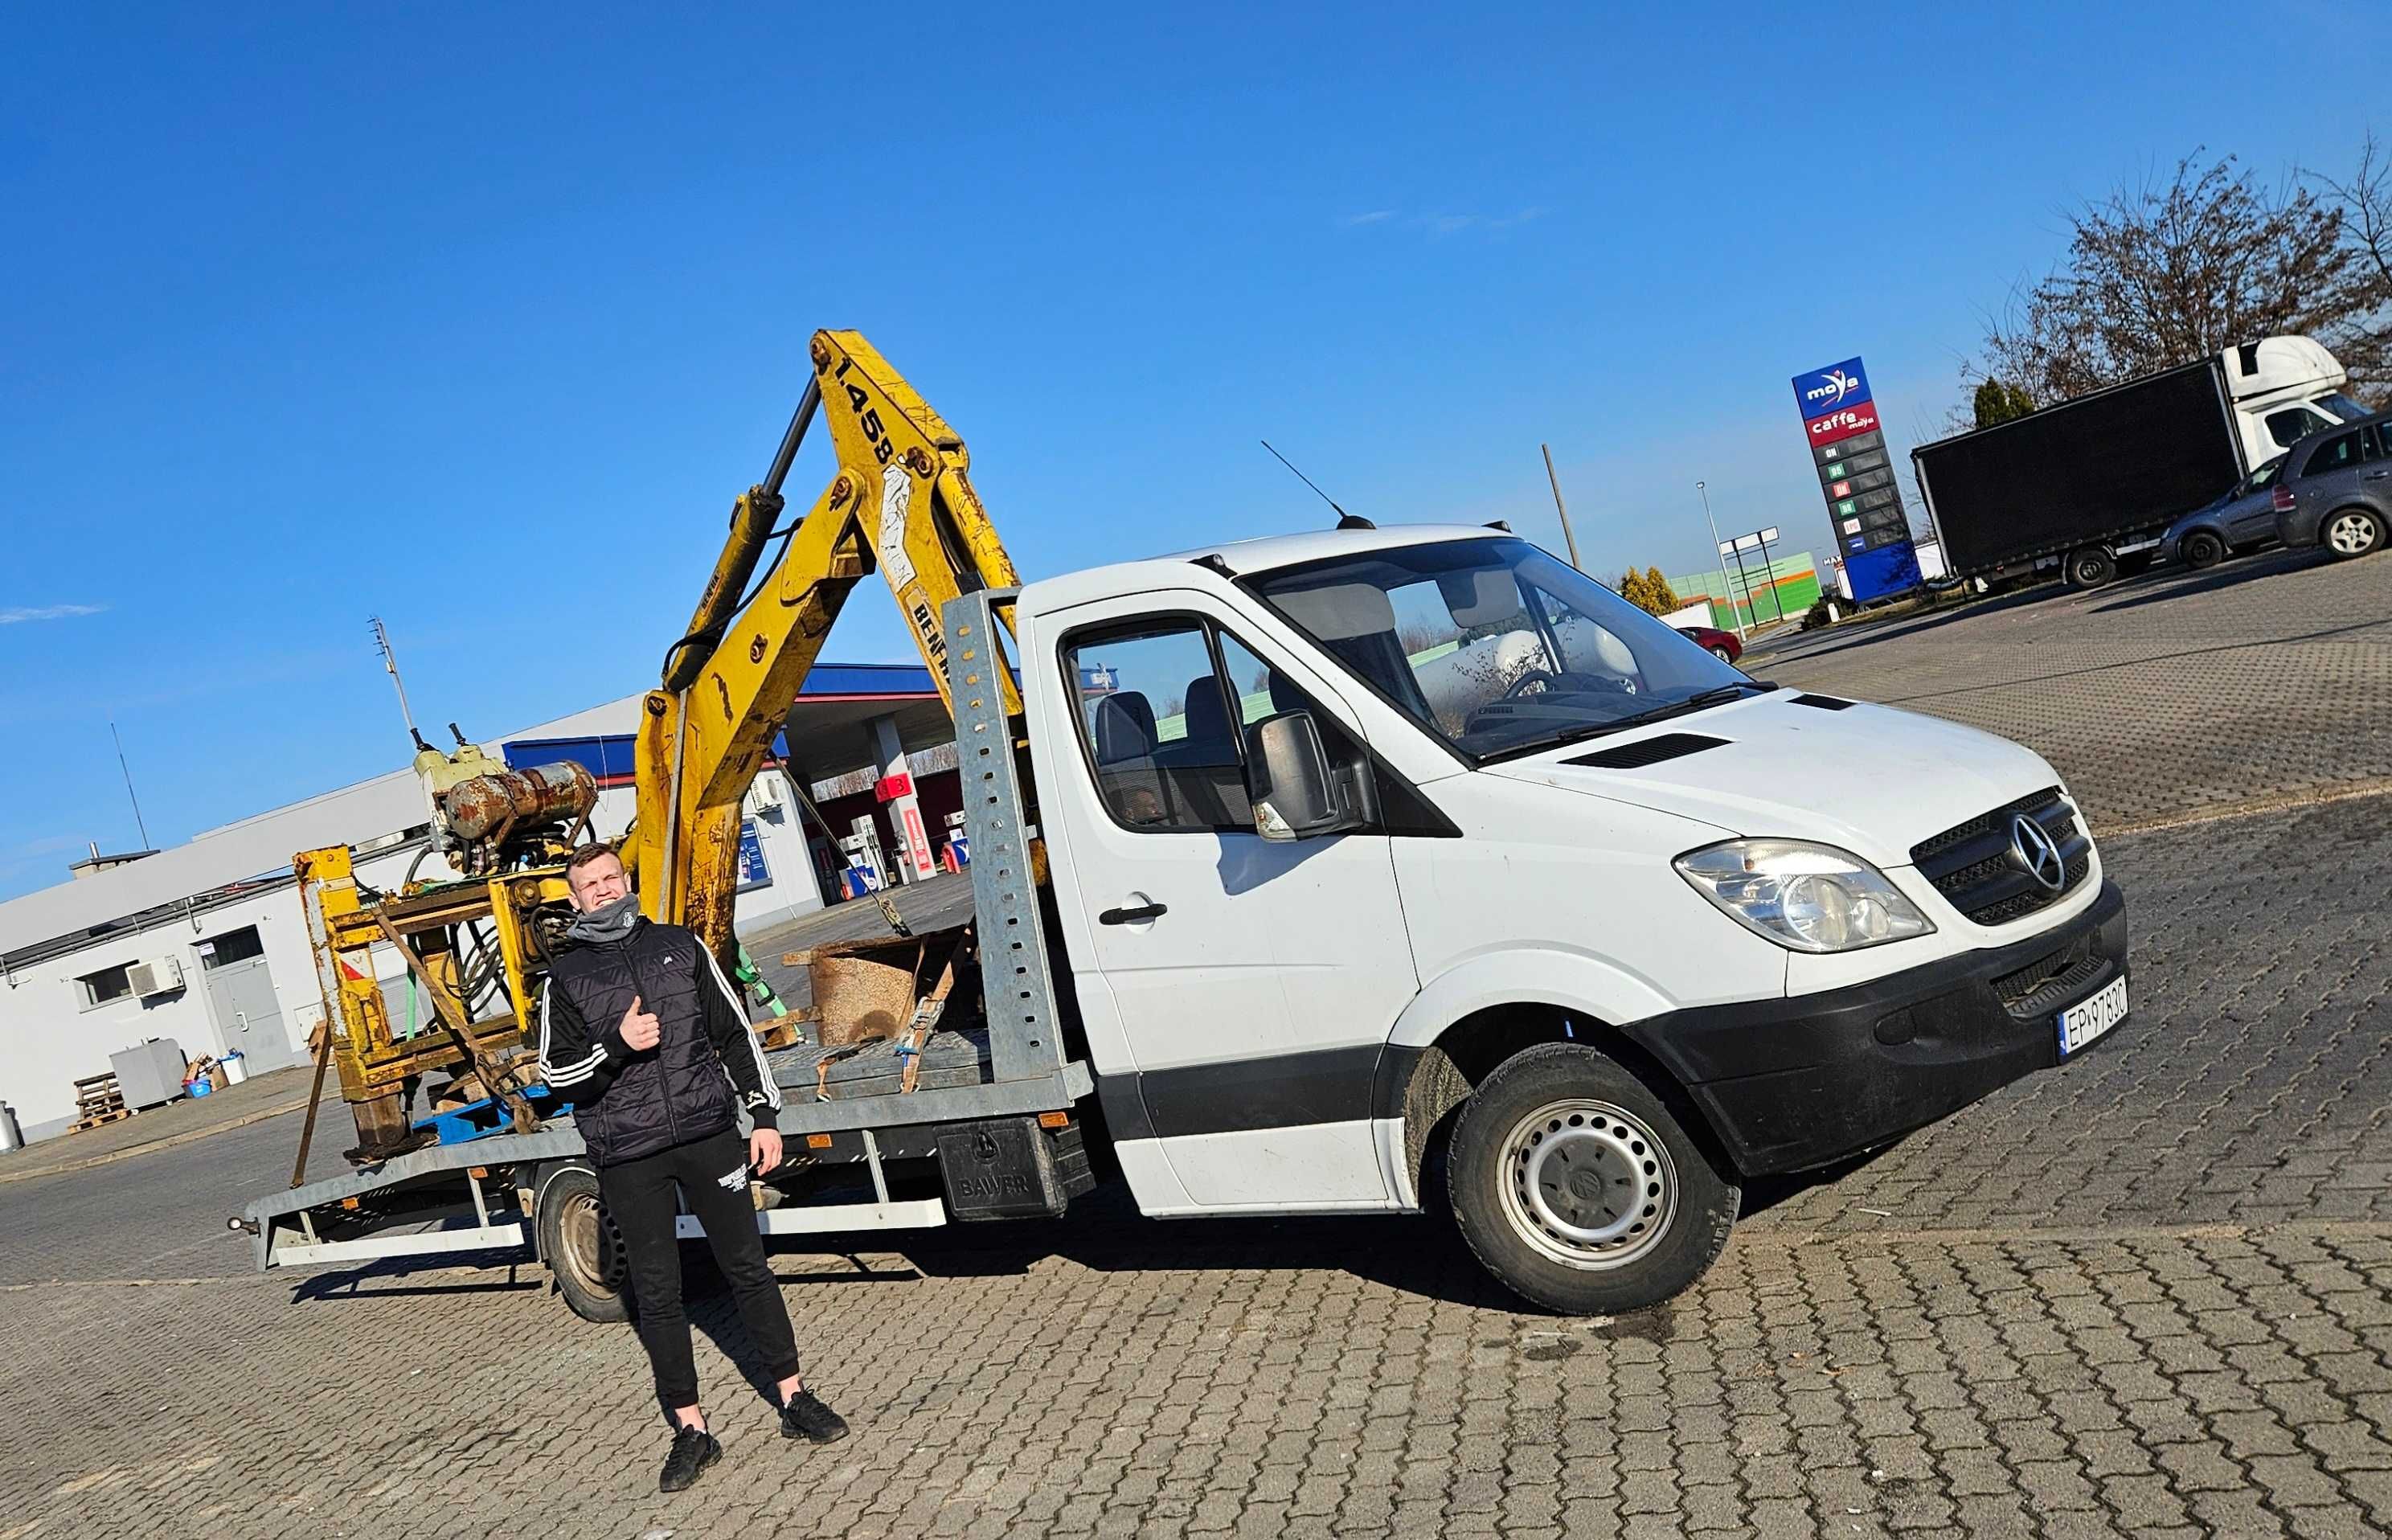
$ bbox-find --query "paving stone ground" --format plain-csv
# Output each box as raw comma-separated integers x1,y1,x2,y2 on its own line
2,551,2390,1538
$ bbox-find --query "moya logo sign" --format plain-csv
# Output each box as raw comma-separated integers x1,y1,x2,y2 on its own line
1807,369,1862,408
1792,356,1874,417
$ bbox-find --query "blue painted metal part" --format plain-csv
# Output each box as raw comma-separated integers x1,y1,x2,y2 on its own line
413,1083,575,1145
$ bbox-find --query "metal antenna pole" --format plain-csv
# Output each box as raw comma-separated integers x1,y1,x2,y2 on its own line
1695,481,1743,641
1541,444,1583,571
1260,440,1370,529
109,720,151,850
371,616,429,752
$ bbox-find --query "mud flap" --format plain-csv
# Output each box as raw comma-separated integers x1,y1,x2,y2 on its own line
936,1118,1072,1220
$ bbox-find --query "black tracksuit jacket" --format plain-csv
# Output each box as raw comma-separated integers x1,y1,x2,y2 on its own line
536,918,782,1169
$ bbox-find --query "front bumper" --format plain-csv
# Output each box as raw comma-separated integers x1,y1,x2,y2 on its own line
1624,880,2129,1176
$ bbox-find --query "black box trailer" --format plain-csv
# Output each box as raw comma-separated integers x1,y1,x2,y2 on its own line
1914,358,2247,588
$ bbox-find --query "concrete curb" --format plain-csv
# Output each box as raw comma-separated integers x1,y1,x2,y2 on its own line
0,1095,315,1187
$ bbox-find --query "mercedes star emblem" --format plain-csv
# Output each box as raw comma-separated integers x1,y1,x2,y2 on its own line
2010,812,2067,892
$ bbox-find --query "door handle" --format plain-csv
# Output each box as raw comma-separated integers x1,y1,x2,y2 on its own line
1098,902,1168,926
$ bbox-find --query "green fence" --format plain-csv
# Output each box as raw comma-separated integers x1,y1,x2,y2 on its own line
1667,552,1821,629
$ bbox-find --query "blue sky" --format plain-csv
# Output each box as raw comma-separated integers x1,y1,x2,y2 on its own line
1,3,2378,899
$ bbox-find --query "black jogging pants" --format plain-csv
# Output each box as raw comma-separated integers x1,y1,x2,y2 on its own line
598,1127,802,1408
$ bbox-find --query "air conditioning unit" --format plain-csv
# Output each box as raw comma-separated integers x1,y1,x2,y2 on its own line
128,956,186,998
748,775,784,813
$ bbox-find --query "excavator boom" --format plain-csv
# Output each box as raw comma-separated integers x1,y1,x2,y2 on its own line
628,330,1022,954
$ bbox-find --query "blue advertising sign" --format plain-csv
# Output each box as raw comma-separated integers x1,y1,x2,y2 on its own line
1844,542,1922,603
736,819,771,891
1792,356,1874,420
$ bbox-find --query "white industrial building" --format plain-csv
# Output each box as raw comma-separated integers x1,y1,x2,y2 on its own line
0,664,962,1144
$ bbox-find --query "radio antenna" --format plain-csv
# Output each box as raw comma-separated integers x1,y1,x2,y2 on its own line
371,616,434,754
1259,440,1374,530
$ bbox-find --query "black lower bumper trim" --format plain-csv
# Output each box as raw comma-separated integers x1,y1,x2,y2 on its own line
1623,880,2130,1177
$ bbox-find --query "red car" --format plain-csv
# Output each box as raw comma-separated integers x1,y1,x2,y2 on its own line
1685,625,1742,664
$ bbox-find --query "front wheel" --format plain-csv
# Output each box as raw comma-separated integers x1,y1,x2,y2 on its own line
536,1164,630,1323
2323,507,2386,560
1447,1043,1739,1315
1709,645,1735,662
2181,530,2226,569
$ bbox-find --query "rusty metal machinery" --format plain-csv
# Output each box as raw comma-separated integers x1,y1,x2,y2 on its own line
293,842,576,1158
436,760,597,874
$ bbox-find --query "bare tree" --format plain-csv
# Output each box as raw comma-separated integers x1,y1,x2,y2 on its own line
2309,131,2392,401
1968,149,2380,406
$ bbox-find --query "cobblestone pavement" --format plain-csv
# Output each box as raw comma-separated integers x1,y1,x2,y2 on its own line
1751,549,2392,829
6,558,2392,1538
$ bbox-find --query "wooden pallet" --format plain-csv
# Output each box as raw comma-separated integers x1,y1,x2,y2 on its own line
72,1071,129,1130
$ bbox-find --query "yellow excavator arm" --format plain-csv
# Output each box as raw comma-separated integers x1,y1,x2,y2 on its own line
625,329,1021,953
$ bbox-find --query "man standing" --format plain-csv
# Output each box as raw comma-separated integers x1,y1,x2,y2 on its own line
539,843,849,1493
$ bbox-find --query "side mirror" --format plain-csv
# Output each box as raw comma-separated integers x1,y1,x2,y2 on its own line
1248,711,1349,842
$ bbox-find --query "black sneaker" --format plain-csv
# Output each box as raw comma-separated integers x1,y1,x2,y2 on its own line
780,1388,850,1444
659,1424,721,1493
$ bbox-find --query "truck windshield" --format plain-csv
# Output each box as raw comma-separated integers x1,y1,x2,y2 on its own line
2320,392,2374,423
1249,537,1758,763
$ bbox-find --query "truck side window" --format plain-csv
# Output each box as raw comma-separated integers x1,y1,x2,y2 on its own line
1063,622,1370,836
2267,407,2333,450
1064,622,1251,833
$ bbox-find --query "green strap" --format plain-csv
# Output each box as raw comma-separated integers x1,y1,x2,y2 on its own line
733,944,790,1019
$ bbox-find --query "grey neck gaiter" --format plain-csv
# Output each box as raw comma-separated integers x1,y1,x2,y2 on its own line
566,893,644,947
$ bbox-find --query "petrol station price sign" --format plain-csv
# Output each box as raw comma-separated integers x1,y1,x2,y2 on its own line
1792,357,1921,598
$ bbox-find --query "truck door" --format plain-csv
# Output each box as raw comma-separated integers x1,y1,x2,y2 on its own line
1044,597,1418,1212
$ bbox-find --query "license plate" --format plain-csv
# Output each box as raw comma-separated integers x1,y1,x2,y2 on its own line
2057,975,2128,1057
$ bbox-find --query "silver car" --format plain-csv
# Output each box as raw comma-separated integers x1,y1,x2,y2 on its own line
2164,456,2285,569
2274,411,2390,560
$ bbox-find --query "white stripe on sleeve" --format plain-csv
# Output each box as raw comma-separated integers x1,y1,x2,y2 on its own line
701,946,782,1112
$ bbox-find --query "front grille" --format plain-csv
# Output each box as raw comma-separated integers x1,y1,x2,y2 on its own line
1911,786,2092,926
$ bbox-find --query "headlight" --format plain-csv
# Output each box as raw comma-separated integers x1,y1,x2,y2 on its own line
1674,839,1935,952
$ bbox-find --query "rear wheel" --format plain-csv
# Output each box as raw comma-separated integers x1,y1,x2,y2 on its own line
537,1164,629,1323
2323,507,2386,560
1447,1043,1739,1315
1709,645,1735,662
2181,530,2226,569
2065,547,2117,588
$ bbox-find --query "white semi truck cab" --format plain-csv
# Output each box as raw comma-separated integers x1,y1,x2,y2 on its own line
1002,524,2128,1313
2224,335,2372,461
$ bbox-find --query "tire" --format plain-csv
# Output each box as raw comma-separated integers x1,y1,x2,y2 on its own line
2322,506,2386,560
536,1164,630,1323
1709,645,1735,662
1446,1042,1739,1315
2065,547,2117,588
2181,530,2226,570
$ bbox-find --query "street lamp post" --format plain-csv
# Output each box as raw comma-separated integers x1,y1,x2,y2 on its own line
1695,481,1743,641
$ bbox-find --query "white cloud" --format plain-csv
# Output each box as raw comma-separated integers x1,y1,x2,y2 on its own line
0,604,104,625
1342,208,1549,238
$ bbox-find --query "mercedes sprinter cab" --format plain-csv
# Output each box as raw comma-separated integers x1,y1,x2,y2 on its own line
1022,526,2128,1313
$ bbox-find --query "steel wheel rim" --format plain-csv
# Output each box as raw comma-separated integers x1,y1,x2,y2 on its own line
559,1190,624,1292
1497,1098,1677,1271
2186,534,2220,565
2328,514,2375,555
